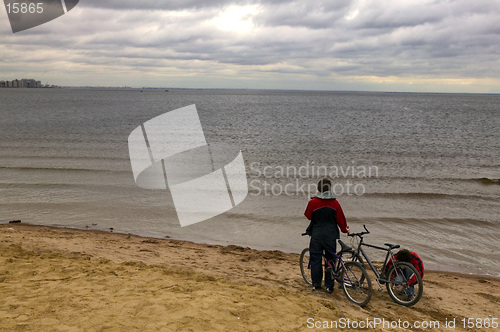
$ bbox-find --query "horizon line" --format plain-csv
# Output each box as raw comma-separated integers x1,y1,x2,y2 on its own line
58,85,500,96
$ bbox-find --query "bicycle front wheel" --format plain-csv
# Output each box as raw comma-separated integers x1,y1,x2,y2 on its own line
386,262,423,306
341,261,372,307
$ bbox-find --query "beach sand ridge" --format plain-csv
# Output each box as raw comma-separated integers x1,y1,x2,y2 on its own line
0,224,498,331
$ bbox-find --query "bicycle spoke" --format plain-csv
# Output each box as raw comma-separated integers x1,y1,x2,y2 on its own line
341,262,372,307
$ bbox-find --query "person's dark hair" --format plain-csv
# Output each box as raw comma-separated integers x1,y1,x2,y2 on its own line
317,178,332,193
396,249,412,262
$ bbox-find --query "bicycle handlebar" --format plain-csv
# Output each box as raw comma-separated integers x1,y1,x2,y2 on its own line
347,224,370,237
303,224,370,238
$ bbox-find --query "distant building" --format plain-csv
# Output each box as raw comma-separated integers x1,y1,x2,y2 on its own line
20,79,37,88
0,78,48,88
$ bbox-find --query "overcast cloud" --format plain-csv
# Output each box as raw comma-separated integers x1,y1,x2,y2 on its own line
1,0,499,92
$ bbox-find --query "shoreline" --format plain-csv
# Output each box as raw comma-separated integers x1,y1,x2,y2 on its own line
2,220,498,278
1,223,499,331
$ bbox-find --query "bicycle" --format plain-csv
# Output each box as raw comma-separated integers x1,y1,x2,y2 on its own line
347,225,423,306
299,234,373,307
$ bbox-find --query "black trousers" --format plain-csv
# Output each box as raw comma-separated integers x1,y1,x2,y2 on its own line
309,238,337,288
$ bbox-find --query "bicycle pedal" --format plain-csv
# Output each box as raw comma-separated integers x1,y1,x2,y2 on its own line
378,287,383,292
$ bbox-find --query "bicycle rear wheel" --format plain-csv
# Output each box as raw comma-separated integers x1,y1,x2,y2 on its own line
341,261,372,307
299,248,313,285
299,248,327,286
385,262,423,306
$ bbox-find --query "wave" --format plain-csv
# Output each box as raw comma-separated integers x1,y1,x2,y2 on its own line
347,217,497,228
474,177,500,185
0,166,130,174
361,192,499,201
0,155,129,162
246,184,498,201
246,173,500,184
353,176,500,185
0,182,134,190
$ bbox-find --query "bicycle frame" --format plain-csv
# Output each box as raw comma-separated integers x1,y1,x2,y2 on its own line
350,227,400,290
356,241,396,287
310,249,360,287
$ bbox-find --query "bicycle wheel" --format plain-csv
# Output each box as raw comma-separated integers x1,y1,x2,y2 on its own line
341,261,372,307
299,248,313,285
299,248,327,286
385,262,423,306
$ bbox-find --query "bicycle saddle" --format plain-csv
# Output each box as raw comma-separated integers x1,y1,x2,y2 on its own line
338,240,353,253
384,243,400,249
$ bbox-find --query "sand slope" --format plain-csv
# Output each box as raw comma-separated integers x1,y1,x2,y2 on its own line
0,224,498,331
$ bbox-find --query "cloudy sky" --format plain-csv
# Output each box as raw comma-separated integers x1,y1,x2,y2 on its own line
1,0,499,93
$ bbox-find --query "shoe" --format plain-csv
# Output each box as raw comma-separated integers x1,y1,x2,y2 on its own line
312,285,322,291
325,287,333,294
399,287,414,297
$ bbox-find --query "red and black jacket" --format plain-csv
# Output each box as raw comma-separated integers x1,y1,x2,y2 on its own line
385,251,424,283
304,197,348,242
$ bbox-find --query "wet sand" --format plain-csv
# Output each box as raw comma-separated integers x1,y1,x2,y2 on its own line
0,223,498,331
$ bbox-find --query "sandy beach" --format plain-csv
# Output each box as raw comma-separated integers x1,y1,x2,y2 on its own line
0,223,498,331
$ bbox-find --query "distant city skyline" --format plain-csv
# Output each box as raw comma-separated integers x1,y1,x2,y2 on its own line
0,78,42,88
1,1,500,93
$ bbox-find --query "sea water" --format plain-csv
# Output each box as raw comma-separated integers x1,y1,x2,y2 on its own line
1,88,499,275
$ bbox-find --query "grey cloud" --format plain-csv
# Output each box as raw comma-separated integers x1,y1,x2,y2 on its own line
1,0,499,91
254,1,351,29
80,0,349,11
79,0,233,10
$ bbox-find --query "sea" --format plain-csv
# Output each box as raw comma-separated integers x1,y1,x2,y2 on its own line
1,88,499,276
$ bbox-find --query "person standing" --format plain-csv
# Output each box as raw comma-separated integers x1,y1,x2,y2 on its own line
304,178,349,293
